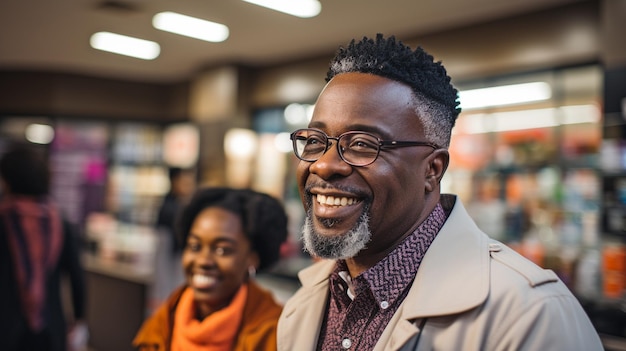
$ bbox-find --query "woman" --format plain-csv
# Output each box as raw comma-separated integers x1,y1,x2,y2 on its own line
133,187,289,351
0,144,87,351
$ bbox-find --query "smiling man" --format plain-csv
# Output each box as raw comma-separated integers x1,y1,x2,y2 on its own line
277,34,602,351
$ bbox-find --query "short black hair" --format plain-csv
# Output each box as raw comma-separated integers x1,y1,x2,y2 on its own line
176,187,288,271
168,167,183,181
0,143,50,196
326,34,461,148
168,167,193,182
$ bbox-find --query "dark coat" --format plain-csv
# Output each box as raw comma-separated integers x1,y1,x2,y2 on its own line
0,220,86,351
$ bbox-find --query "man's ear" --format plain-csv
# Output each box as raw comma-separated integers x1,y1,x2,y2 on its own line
425,149,449,193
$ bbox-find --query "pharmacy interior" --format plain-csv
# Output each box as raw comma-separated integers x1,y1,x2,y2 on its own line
0,1,625,349
252,62,626,338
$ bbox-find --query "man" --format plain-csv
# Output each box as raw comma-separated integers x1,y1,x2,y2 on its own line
277,34,602,350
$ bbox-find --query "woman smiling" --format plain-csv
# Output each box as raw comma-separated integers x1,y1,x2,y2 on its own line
133,187,288,351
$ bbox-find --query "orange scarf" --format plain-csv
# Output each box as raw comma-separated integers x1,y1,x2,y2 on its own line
172,284,248,351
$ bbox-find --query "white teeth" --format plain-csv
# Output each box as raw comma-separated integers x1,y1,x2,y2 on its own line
316,195,356,206
193,274,216,288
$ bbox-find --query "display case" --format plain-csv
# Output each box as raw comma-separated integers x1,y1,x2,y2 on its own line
443,64,605,299
107,122,169,225
49,120,110,226
600,114,626,238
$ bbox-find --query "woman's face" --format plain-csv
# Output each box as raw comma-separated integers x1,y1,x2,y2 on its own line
182,206,257,317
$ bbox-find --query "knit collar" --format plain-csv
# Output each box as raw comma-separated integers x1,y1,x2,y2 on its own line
334,202,447,307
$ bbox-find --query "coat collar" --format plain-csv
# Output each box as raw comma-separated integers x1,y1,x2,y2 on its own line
284,196,491,351
298,258,336,288
400,194,490,319
279,260,334,350
296,195,490,320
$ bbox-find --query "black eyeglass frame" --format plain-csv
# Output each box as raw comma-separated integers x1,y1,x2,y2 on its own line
290,128,440,167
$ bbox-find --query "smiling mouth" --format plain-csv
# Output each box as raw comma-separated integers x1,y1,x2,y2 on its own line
192,274,218,289
316,194,359,207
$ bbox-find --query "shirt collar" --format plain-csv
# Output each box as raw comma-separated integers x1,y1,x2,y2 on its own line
334,202,448,306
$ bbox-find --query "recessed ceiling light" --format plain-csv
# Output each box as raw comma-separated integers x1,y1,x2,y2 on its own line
90,31,160,60
152,12,229,43
242,0,321,18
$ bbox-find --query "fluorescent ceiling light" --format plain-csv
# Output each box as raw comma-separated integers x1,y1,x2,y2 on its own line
459,82,551,110
242,0,321,18
90,32,160,60
153,12,229,42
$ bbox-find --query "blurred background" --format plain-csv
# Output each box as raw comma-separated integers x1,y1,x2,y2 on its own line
1,0,625,350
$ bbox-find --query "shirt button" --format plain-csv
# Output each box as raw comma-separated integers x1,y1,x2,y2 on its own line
489,243,502,252
342,338,352,349
380,300,390,309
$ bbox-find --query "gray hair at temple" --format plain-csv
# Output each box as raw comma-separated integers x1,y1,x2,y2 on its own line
326,34,461,149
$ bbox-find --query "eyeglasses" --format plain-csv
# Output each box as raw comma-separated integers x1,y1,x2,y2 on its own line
290,128,439,167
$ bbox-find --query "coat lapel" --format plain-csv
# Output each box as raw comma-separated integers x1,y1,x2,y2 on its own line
375,196,492,351
280,197,492,351
401,196,491,319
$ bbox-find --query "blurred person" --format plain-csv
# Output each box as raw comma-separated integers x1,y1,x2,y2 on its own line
157,167,197,254
277,34,602,350
153,167,197,304
466,174,506,241
133,187,288,351
0,143,88,351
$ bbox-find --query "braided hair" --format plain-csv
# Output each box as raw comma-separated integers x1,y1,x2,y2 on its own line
326,34,461,148
176,187,288,271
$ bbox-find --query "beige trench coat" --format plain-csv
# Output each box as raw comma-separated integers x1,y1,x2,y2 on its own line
277,195,603,351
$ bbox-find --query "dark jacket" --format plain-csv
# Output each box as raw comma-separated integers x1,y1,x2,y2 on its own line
156,193,183,253
0,220,86,351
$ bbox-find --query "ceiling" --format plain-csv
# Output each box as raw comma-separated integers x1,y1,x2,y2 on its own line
0,0,583,84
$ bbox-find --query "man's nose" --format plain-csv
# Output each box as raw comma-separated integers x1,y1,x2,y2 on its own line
308,140,352,179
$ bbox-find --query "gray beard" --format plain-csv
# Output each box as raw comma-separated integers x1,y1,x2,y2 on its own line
301,209,371,260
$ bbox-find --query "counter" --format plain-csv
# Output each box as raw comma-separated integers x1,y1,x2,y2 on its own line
83,254,155,351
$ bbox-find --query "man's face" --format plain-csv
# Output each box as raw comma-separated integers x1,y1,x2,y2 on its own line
297,72,437,260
